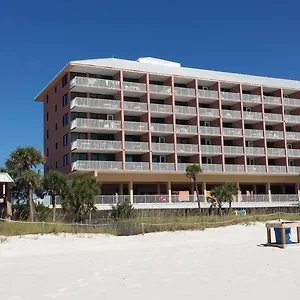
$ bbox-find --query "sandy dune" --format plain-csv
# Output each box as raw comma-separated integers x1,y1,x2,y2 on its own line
0,223,300,300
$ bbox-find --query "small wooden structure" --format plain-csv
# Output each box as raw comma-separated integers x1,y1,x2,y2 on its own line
0,173,14,219
266,220,300,248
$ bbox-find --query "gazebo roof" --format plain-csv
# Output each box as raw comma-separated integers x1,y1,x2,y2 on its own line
0,173,14,183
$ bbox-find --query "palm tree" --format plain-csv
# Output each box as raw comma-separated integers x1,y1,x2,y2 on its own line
62,177,101,223
5,147,44,221
223,182,239,212
185,164,203,211
43,171,68,222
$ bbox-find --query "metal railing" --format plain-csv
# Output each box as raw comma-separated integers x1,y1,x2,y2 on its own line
201,145,222,154
244,129,264,138
174,87,196,97
125,162,150,171
241,195,269,202
283,97,300,107
287,149,300,157
149,84,172,95
202,164,223,172
152,163,176,171
224,146,244,155
71,139,122,151
71,77,120,90
175,106,197,115
242,94,261,103
224,165,245,172
223,128,243,136
286,132,300,140
71,160,123,171
177,163,192,171
287,166,300,174
176,124,198,134
199,126,221,135
171,195,206,203
151,123,174,133
198,90,219,99
133,195,170,204
95,195,129,204
284,114,300,123
271,194,298,202
245,147,265,155
125,142,149,151
124,121,148,131
267,148,285,156
243,111,262,120
150,103,173,113
71,97,121,110
123,101,147,111
222,109,242,119
71,118,121,130
263,96,281,105
151,143,175,152
268,166,287,173
123,81,147,92
177,144,199,153
198,108,219,117
264,113,282,122
246,165,267,173
221,92,240,100
265,130,284,139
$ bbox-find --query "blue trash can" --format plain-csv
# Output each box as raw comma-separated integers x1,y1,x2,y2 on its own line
274,228,292,244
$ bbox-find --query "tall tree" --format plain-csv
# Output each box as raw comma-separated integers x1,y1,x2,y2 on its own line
62,177,101,223
185,164,203,211
5,147,44,221
43,171,68,222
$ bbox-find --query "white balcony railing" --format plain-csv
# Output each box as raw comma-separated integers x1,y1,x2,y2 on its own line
263,96,281,105
199,126,221,135
224,146,244,155
287,149,300,157
264,113,283,122
71,118,121,131
125,162,150,171
151,123,174,133
286,132,300,140
287,166,300,174
177,144,199,153
201,145,222,154
176,125,198,135
265,130,284,139
283,97,300,107
152,163,176,171
242,94,261,103
151,143,175,152
123,101,147,111
71,77,120,90
175,106,197,115
247,165,267,173
284,114,300,123
177,163,192,171
241,195,269,202
124,121,148,132
202,164,223,172
224,165,245,172
125,142,149,151
149,84,172,95
267,148,285,156
221,92,240,101
71,97,120,110
243,111,262,120
245,147,265,155
198,90,219,99
150,103,172,113
71,139,122,151
268,166,287,173
244,129,264,138
71,160,123,171
123,81,147,92
222,109,242,119
174,87,196,97
223,128,243,136
198,108,219,117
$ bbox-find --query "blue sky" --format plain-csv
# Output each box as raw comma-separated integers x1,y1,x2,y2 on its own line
1,0,300,166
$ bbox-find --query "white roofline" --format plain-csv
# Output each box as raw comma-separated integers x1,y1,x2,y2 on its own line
0,173,14,183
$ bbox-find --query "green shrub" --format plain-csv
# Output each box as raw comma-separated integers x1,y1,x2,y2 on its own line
110,202,135,220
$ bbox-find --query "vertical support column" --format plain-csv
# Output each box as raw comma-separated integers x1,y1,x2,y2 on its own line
280,88,289,170
202,181,207,202
157,183,160,195
297,182,300,201
267,182,272,202
218,82,226,170
236,182,240,202
239,84,248,169
167,181,172,203
145,73,152,171
119,70,126,171
119,183,123,196
129,181,133,204
261,86,269,172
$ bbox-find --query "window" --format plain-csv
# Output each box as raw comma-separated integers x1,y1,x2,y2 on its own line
55,161,58,169
55,143,58,149
54,86,57,93
107,114,114,121
46,112,49,121
63,133,69,146
72,153,87,162
289,160,294,166
62,73,68,88
158,137,165,143
46,95,48,103
63,113,69,126
63,154,69,166
55,123,58,130
62,93,68,107
206,157,212,164
55,105,57,112
46,130,49,139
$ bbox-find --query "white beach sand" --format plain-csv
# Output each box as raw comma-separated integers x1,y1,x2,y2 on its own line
0,223,300,300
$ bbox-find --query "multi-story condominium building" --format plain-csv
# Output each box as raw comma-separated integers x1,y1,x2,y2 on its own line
35,57,300,207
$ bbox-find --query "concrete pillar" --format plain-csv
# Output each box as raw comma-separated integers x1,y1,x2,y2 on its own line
129,181,133,204
297,183,300,201
253,184,257,194
202,182,207,202
119,183,123,196
167,181,172,203
236,182,240,202
267,182,272,202
157,183,160,195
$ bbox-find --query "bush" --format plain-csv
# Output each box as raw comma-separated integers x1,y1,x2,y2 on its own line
110,202,135,220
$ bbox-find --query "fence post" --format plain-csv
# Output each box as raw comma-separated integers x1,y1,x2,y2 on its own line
141,223,145,235
41,221,45,235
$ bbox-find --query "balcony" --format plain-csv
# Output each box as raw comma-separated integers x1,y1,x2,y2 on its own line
150,103,172,115
177,163,192,171
152,163,176,171
247,165,267,173
267,148,285,157
174,87,196,97
244,129,264,138
245,147,265,156
198,90,219,99
224,165,245,172
201,145,222,154
125,142,149,152
151,123,174,134
223,128,242,136
125,162,150,171
222,109,242,119
283,97,300,107
268,166,287,173
198,108,219,118
265,130,284,139
70,97,120,113
152,143,175,152
287,166,300,174
71,118,121,133
199,126,221,135
284,114,300,124
242,94,261,103
176,124,198,135
175,106,197,116
263,96,281,105
286,132,300,140
177,144,199,153
124,121,148,132
202,164,223,172
264,113,282,122
224,146,244,155
123,101,147,112
221,92,240,101
243,111,262,121
71,139,122,152
71,160,123,171
149,84,171,95
70,77,120,93
287,149,300,157
123,81,147,93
